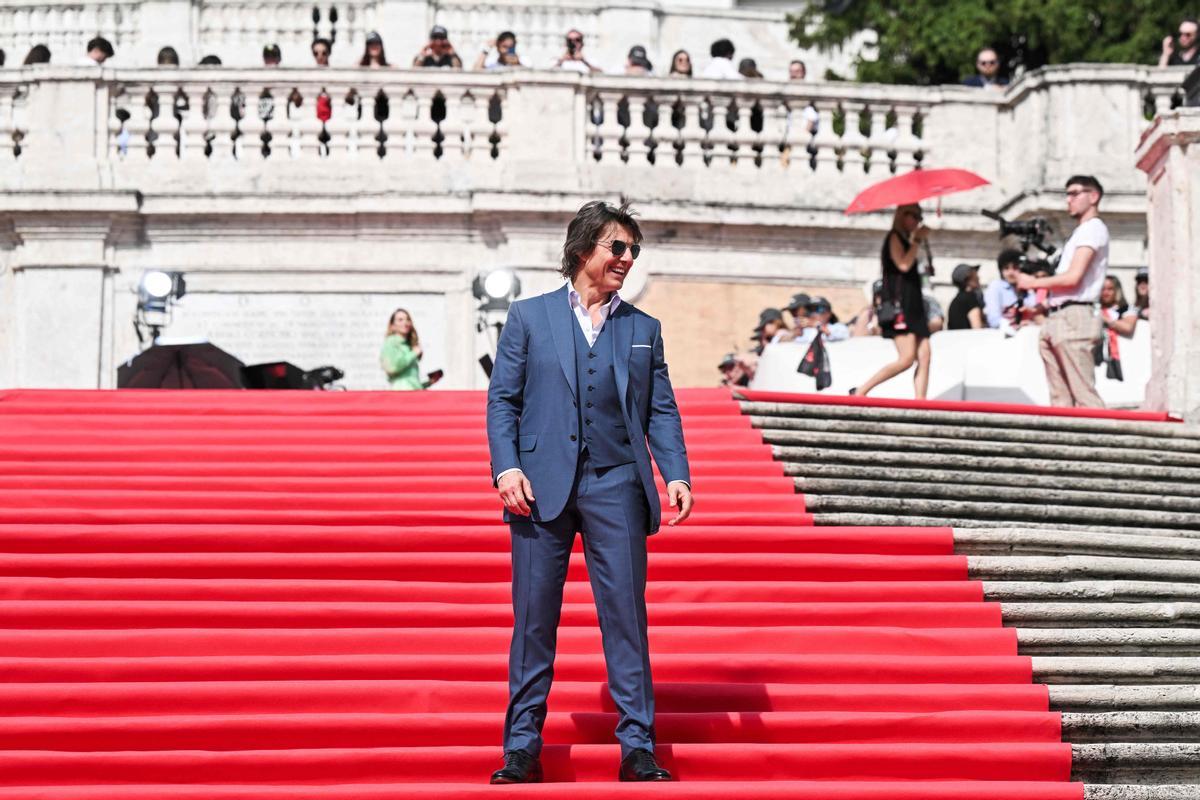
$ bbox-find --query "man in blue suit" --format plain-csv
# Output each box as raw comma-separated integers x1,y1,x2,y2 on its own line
486,200,693,784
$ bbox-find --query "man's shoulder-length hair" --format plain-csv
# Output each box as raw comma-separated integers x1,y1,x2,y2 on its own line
559,200,643,280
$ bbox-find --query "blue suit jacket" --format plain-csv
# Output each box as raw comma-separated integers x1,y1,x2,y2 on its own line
486,285,690,534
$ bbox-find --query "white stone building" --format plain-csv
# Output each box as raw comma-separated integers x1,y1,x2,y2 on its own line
0,49,1188,390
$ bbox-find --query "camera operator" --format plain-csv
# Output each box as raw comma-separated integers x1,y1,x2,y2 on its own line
553,29,602,74
1017,175,1108,408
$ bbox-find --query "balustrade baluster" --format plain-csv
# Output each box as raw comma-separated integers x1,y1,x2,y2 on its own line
457,91,477,160
863,105,885,173
374,88,393,159
487,90,503,160
171,87,190,159
840,101,867,174
810,103,839,174
892,104,920,171
343,87,364,157
670,96,687,165
697,95,716,166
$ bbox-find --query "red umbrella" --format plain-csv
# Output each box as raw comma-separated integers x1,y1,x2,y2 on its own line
845,168,989,215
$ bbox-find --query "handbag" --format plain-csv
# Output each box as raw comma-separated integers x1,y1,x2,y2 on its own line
877,272,903,327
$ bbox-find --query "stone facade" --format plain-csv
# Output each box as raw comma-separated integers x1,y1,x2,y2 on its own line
0,63,1189,390
1135,108,1200,422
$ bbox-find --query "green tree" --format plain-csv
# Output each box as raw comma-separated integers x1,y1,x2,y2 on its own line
789,0,1194,85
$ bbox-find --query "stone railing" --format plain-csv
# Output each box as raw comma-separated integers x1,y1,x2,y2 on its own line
107,69,506,162
584,76,933,174
0,64,1190,199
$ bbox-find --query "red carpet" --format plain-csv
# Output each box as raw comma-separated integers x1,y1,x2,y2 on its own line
0,388,1083,799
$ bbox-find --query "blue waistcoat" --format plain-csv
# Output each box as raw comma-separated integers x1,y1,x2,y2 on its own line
572,315,637,469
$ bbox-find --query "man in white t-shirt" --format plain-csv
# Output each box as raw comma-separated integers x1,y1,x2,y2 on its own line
701,39,742,80
1018,175,1109,407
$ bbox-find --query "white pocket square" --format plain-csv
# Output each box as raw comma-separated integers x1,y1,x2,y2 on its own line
631,344,652,349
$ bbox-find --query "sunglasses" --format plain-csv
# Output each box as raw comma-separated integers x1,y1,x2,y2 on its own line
977,59,997,66
600,239,640,260
568,36,584,43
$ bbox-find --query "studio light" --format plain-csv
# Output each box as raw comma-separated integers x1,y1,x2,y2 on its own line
472,267,521,313
135,269,187,346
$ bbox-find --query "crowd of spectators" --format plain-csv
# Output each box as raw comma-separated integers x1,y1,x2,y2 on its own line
720,250,1151,389
4,16,1190,80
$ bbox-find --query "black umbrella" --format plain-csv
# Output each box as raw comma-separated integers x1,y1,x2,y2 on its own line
117,342,245,389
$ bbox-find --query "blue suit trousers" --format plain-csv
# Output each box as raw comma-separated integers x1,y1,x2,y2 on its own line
503,453,655,759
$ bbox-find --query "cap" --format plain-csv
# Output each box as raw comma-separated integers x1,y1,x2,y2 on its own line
871,279,884,295
429,25,448,39
629,45,648,59
1135,267,1149,283
805,296,839,323
784,292,811,313
365,31,383,45
951,263,980,289
998,248,1023,269
718,352,738,370
753,307,784,332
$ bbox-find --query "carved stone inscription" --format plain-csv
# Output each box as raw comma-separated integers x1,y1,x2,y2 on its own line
168,292,447,390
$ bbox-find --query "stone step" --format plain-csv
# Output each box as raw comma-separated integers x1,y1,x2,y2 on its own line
738,400,1200,441
984,581,1200,603
1074,744,1200,784
794,477,1200,515
788,462,1200,500
755,416,1200,454
772,432,1200,469
970,556,1200,583
1003,603,1200,628
804,495,1200,530
1063,712,1200,743
777,446,1200,484
1085,786,1200,800
816,512,1192,537
1018,630,1200,656
957,530,1200,559
1033,657,1200,684
1050,686,1200,712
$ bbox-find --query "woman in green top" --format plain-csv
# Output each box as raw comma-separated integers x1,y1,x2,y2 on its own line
380,308,424,390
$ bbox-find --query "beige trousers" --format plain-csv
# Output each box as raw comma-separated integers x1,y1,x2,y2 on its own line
1038,304,1104,408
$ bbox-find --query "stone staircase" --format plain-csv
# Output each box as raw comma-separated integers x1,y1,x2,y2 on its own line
741,396,1200,799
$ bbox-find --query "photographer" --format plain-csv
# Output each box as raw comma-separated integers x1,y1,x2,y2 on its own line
553,29,601,74
1017,175,1108,408
413,26,462,69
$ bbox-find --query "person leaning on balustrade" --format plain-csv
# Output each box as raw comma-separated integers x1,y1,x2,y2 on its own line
312,38,332,67
1017,175,1109,409
963,47,1008,89
360,31,389,68
788,59,806,80
413,25,462,69
474,31,520,70
668,50,693,77
850,204,933,399
625,46,653,76
380,309,425,390
262,44,281,67
1159,18,1199,67
553,29,602,74
701,38,741,80
82,37,114,66
23,45,51,66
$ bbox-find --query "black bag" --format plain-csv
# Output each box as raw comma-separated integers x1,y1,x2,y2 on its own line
797,331,832,391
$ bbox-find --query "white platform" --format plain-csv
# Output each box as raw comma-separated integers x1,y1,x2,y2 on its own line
750,324,1151,408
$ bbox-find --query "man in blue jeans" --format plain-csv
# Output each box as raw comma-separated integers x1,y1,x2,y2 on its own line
486,200,693,783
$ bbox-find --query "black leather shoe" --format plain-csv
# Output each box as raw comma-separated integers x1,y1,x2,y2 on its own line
619,748,671,782
490,749,543,784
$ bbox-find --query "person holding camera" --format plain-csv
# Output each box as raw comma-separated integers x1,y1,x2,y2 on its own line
1018,175,1109,408
850,203,933,399
553,29,601,74
413,25,462,69
1159,19,1199,67
475,30,521,70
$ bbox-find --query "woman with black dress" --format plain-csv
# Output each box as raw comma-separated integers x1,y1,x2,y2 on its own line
851,203,933,399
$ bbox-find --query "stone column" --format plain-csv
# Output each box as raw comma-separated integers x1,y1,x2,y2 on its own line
1134,109,1200,421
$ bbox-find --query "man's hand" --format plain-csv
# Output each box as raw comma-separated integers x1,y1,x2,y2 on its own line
498,470,535,516
1016,273,1037,291
666,481,693,526
1164,35,1175,57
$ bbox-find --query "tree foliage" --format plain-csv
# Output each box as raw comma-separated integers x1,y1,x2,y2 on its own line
789,0,1194,85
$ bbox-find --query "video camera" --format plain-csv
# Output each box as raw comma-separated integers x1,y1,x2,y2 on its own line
982,209,1060,277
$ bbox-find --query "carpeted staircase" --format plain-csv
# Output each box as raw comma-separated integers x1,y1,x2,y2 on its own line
0,386,1184,798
